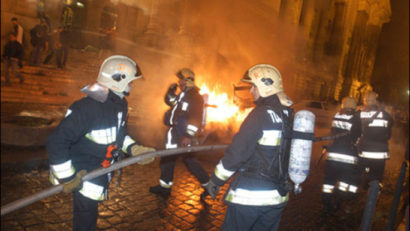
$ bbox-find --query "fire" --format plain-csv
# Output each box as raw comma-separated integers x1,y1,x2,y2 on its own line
199,83,252,126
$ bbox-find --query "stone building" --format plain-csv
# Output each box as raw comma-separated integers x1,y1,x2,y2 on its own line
1,0,407,105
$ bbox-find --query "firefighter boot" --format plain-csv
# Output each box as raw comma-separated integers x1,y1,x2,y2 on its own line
200,190,209,204
321,194,334,217
149,185,171,198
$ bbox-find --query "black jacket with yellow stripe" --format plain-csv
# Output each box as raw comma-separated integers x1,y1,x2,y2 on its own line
210,94,292,206
47,89,136,200
164,86,204,137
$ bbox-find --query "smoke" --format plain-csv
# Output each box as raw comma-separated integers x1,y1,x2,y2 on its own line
110,0,163,15
109,0,308,147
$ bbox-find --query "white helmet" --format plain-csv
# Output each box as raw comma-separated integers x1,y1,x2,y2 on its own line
341,96,357,109
364,91,378,107
97,55,142,93
176,68,195,87
242,64,283,97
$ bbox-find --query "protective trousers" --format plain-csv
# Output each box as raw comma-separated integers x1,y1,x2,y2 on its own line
73,191,98,231
359,158,386,186
222,203,286,231
322,160,361,193
160,127,209,186
322,160,360,211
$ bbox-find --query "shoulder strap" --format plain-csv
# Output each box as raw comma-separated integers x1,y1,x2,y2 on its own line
255,104,293,169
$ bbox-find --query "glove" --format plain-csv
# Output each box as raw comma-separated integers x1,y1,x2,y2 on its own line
168,83,178,94
131,144,156,165
204,180,220,199
62,170,87,193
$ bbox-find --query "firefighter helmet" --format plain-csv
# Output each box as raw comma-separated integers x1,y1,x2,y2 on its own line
176,68,195,87
97,55,142,93
364,91,378,107
341,96,357,109
242,64,283,97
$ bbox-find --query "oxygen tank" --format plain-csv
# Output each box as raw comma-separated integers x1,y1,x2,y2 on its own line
288,110,315,194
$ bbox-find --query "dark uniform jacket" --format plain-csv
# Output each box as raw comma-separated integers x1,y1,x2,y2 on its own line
358,105,393,159
3,40,23,60
326,108,361,163
30,24,47,47
47,89,137,201
210,94,291,206
164,86,204,138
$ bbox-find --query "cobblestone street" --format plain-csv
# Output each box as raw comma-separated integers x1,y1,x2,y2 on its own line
1,50,408,230
2,136,408,231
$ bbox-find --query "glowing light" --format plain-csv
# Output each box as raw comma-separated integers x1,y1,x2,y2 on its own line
199,83,252,127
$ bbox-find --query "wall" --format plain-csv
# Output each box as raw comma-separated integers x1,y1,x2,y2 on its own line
1,0,405,107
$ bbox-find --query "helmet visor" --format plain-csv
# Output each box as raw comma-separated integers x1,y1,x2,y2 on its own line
241,72,253,84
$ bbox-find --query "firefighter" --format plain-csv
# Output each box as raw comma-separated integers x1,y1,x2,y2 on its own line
204,64,293,231
46,55,155,231
358,91,393,190
321,97,361,214
149,68,209,198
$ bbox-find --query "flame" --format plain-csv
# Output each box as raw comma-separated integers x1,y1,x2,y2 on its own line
199,83,252,128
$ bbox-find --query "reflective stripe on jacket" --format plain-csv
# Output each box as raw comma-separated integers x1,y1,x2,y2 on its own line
327,152,358,164
359,108,393,160
211,95,291,206
47,90,136,199
326,109,361,160
166,87,204,137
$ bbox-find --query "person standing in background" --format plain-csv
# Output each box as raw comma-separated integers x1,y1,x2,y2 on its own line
11,17,24,46
30,19,48,66
56,27,70,69
2,33,24,85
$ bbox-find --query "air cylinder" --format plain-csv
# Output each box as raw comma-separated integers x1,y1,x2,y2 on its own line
288,110,315,194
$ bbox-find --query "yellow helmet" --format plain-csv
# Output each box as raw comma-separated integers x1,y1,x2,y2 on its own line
241,64,283,97
97,55,142,93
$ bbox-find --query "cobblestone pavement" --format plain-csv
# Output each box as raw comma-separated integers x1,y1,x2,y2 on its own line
2,136,408,231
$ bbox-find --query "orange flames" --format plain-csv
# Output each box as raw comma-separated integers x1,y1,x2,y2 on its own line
199,83,252,128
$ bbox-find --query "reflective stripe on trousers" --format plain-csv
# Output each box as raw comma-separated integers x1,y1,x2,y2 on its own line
322,182,357,193
359,151,389,159
322,184,335,193
337,181,358,193
165,127,177,149
225,188,288,206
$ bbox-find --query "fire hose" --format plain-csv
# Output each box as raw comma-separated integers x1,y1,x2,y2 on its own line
1,144,228,216
313,132,349,142
1,133,350,216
